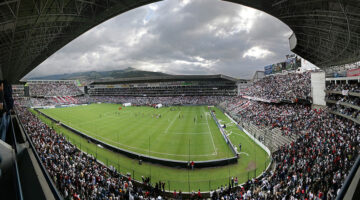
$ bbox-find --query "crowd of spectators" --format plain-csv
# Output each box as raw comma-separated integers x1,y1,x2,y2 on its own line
327,95,360,107
12,73,360,199
242,111,359,199
15,96,360,200
329,104,360,120
326,82,360,93
326,81,360,122
13,97,30,107
219,99,359,199
88,96,230,106
29,82,83,97
14,93,360,200
240,72,311,102
17,106,164,200
26,96,231,107
30,97,59,107
221,98,317,137
326,94,360,121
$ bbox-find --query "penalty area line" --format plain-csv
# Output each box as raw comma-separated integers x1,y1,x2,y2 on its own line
238,152,249,156
164,111,180,134
205,111,217,155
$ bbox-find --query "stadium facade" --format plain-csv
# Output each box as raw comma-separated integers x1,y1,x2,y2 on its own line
88,75,240,97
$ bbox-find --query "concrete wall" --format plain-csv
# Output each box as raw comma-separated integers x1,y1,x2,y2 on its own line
289,33,297,50
311,71,326,106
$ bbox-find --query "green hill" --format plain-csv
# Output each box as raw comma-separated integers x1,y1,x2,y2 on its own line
28,67,170,80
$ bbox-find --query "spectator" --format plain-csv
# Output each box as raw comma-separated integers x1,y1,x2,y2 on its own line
29,81,83,97
13,74,360,199
240,72,311,102
0,80,13,140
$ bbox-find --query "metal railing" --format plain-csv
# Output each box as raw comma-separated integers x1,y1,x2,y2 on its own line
9,115,24,200
336,155,360,200
16,114,63,200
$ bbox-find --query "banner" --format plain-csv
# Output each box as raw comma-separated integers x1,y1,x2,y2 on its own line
242,95,278,103
264,65,272,75
347,68,360,77
286,57,297,70
264,56,301,75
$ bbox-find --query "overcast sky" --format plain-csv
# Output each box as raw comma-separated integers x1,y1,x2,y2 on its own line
25,0,293,79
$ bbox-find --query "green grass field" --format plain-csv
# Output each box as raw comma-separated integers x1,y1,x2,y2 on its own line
40,104,233,161
34,104,270,192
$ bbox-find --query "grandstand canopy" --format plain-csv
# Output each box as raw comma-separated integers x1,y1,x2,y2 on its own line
1,0,359,83
90,74,239,85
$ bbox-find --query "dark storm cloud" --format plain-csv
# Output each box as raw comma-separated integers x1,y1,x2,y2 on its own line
26,0,292,79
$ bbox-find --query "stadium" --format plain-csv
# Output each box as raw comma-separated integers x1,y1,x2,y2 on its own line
0,0,360,200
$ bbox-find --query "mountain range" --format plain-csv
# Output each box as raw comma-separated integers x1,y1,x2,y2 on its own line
27,67,170,80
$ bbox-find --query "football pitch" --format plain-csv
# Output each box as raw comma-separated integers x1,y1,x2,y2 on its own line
40,104,234,161
36,104,270,192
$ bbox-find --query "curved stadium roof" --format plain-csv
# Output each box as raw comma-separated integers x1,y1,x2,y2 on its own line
1,0,359,83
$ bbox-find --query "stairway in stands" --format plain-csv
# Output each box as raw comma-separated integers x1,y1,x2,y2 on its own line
53,97,59,103
57,96,66,104
67,96,78,104
242,122,298,153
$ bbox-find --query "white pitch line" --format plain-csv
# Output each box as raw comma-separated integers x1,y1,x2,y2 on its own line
164,111,180,134
205,111,217,155
238,152,249,156
226,123,235,127
173,132,209,135
231,131,247,139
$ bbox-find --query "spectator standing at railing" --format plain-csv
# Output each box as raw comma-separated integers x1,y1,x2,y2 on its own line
0,82,3,110
0,80,14,140
0,80,13,113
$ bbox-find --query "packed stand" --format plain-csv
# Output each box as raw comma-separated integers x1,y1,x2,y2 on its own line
14,76,360,200
327,95,360,107
218,98,360,199
16,96,360,200
236,111,359,199
326,81,360,122
327,82,360,93
222,98,317,137
16,106,163,200
89,96,230,106
28,96,231,107
240,72,311,102
329,104,360,120
13,97,30,107
29,82,83,97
